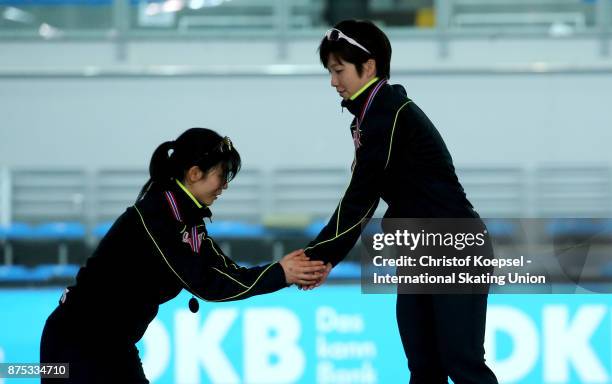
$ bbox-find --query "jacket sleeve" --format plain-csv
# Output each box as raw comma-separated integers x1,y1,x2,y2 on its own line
195,235,289,302
304,119,393,266
133,206,288,302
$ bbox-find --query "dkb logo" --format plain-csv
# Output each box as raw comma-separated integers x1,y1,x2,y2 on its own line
139,308,305,383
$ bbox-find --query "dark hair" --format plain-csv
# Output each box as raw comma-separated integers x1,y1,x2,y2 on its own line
137,127,241,201
318,19,392,79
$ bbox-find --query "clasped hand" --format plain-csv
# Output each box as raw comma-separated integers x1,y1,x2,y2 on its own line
279,249,332,289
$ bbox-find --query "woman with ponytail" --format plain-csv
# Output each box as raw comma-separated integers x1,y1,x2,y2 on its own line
40,128,325,383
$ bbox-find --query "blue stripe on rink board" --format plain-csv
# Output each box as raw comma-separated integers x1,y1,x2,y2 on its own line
2,222,86,240
0,262,358,282
0,265,31,282
2,287,612,383
0,264,79,282
31,264,79,280
329,261,360,279
32,222,86,239
3,222,33,240
206,221,268,238
93,221,114,238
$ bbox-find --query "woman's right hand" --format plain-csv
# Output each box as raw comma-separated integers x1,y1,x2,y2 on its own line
279,249,326,285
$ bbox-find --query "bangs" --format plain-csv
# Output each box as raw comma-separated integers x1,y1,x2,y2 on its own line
194,145,241,183
219,148,241,183
319,38,370,70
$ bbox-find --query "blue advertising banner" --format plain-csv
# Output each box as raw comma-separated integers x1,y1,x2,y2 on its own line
1,286,612,383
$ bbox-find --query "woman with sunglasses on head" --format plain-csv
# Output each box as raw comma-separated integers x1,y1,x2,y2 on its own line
40,127,326,383
302,20,498,384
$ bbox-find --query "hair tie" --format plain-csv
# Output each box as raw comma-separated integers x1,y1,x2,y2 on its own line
166,141,176,159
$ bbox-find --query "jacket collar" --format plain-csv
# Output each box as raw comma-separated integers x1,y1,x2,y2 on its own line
165,179,212,225
341,76,381,116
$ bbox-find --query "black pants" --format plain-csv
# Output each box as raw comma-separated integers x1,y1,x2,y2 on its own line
40,305,149,384
396,294,498,384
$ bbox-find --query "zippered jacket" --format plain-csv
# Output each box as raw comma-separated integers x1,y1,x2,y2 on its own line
63,180,287,344
306,79,478,266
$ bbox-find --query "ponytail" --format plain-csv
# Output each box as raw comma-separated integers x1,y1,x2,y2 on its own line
136,140,174,201
150,140,175,182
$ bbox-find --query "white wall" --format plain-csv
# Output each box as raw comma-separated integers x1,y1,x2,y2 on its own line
1,37,611,171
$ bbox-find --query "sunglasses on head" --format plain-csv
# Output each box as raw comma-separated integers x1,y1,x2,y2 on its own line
195,136,234,179
325,28,371,54
197,136,234,161
218,136,233,152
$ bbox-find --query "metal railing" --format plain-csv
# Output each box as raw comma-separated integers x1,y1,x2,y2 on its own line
1,165,612,231
2,165,612,275
0,0,609,59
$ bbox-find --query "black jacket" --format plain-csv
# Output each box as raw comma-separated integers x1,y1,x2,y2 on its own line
61,180,287,344
305,79,477,266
